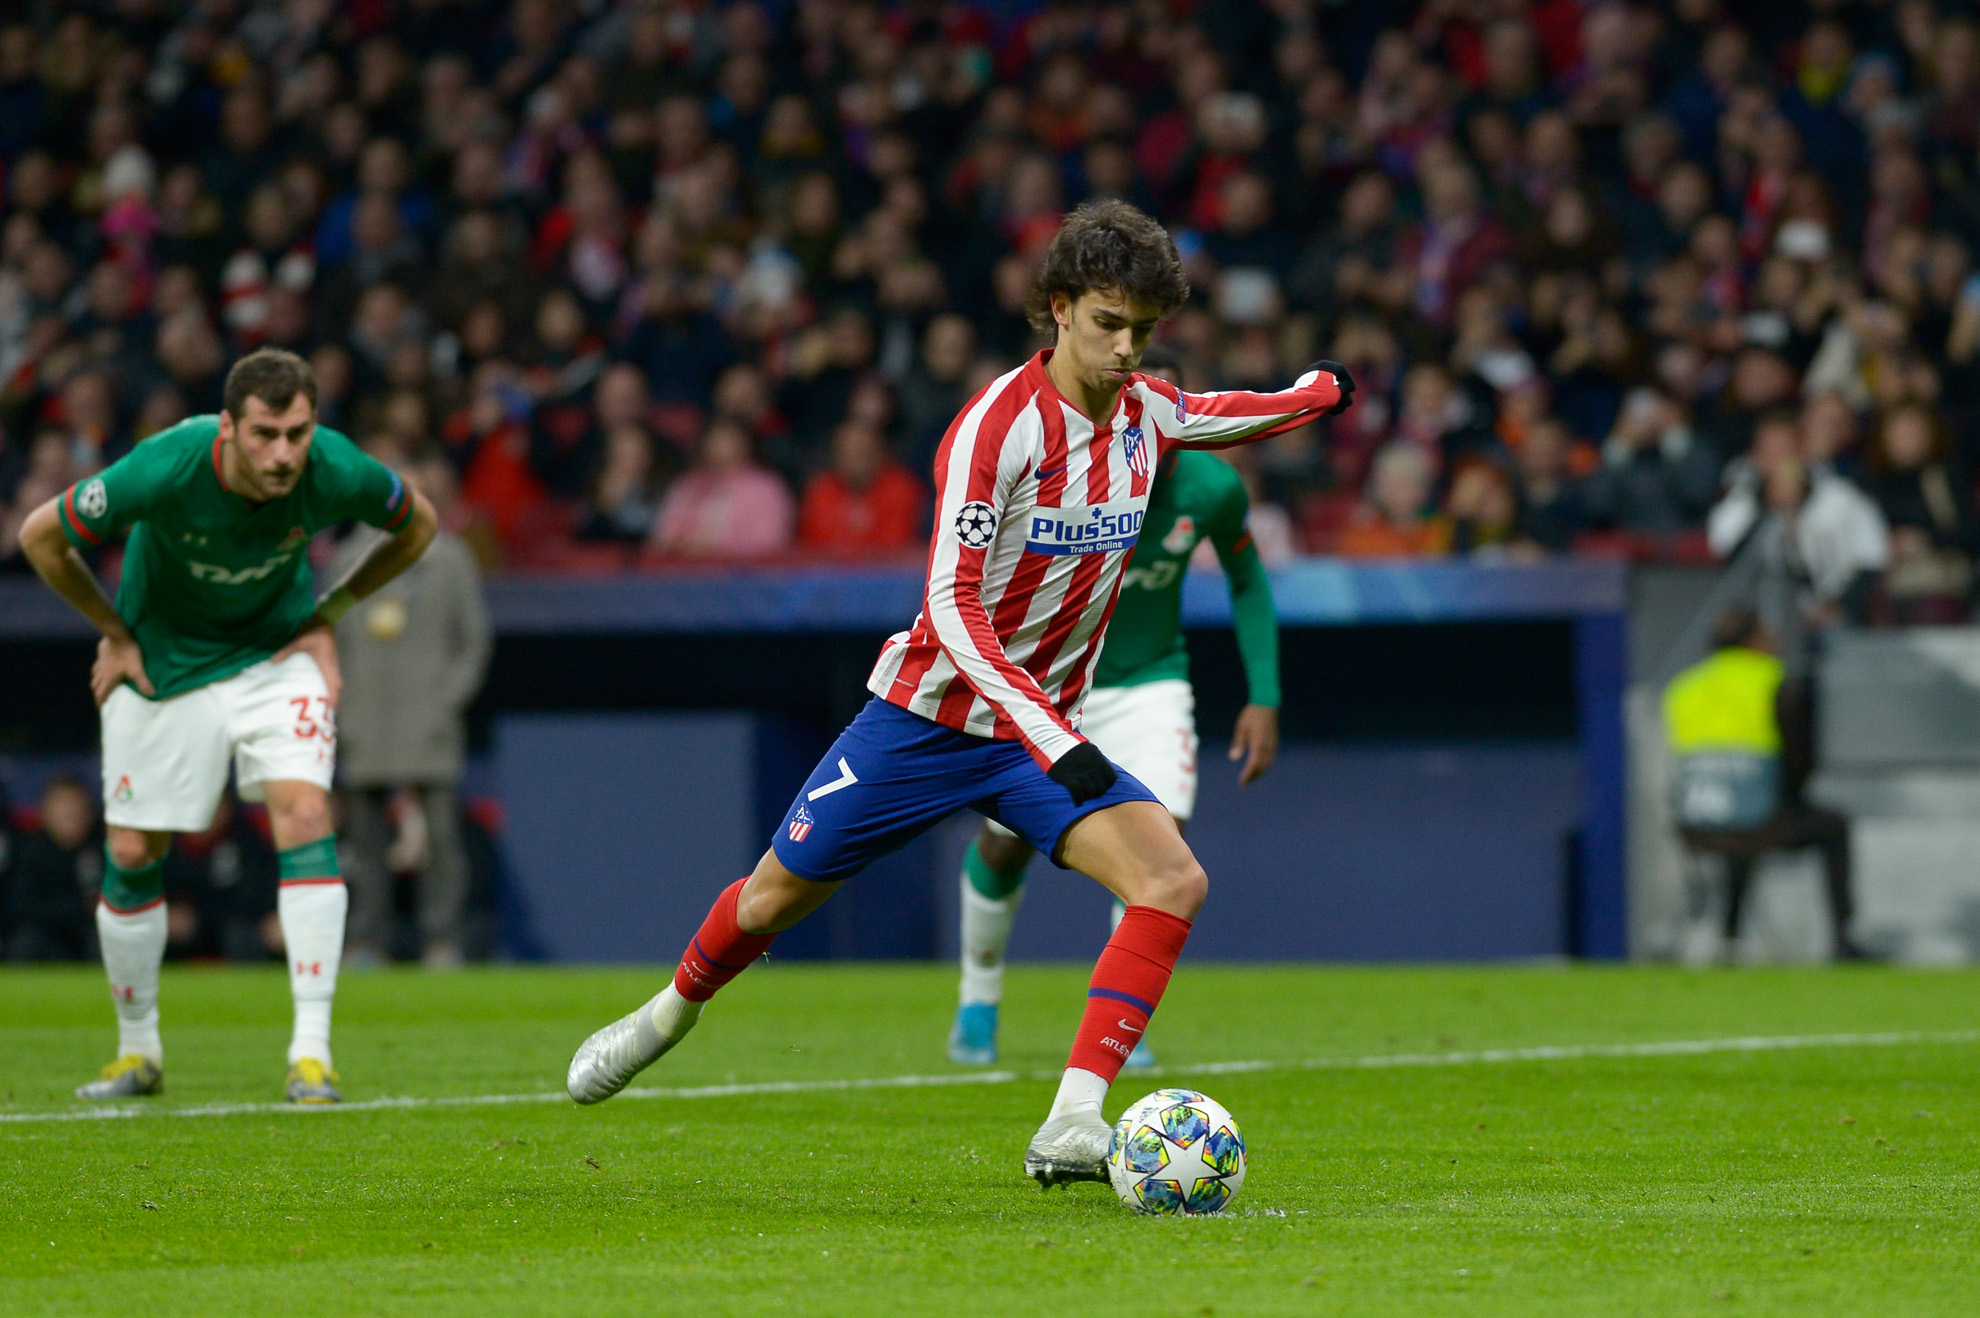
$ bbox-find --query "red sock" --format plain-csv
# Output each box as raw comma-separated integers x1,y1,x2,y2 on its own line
1066,906,1193,1081
673,878,778,1002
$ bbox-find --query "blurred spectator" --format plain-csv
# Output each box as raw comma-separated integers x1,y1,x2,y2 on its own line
333,460,492,969
650,418,795,560
1446,460,1523,558
1708,414,1890,625
899,314,978,473
799,421,927,557
1511,417,1586,553
782,307,878,452
5,777,99,961
577,423,670,545
1579,387,1720,535
1336,443,1452,558
1864,404,1979,622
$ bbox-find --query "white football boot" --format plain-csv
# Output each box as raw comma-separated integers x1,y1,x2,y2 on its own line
567,989,701,1104
1023,1112,1113,1186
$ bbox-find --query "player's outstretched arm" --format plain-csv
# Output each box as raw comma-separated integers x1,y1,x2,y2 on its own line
1140,362,1355,451
16,498,153,704
274,488,440,708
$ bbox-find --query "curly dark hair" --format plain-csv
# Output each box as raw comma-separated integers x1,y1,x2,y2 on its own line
223,347,318,420
1023,200,1190,332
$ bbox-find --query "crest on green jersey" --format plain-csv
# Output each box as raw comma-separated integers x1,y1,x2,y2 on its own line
79,478,107,518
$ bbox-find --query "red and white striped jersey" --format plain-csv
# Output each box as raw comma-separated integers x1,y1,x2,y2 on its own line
867,350,1342,765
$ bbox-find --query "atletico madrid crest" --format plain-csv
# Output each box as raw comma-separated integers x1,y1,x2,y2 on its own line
1122,426,1149,479
788,806,814,842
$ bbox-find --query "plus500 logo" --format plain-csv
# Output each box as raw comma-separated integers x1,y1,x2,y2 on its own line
1026,501,1145,556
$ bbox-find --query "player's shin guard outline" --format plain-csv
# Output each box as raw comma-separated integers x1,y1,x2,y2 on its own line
674,877,777,1003
277,836,345,1067
1065,905,1191,1083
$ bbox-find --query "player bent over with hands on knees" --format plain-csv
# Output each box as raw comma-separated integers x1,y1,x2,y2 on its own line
16,347,439,1104
946,344,1284,1070
567,201,1353,1188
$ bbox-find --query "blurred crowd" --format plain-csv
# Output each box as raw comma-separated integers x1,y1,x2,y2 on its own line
0,0,1975,616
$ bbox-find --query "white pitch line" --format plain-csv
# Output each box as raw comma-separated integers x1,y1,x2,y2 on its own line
2,1029,1973,1127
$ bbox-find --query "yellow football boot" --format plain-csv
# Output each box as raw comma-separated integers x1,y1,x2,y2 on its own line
285,1058,342,1104
75,1055,163,1100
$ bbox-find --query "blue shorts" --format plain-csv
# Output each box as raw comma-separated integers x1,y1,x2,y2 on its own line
771,698,1161,883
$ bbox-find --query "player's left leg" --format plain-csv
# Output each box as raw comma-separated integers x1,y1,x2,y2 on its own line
1020,799,1206,1185
1081,679,1200,1069
261,780,346,1103
230,651,345,1102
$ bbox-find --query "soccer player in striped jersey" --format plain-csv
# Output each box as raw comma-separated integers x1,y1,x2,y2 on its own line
16,349,439,1103
945,346,1283,1070
567,202,1354,1187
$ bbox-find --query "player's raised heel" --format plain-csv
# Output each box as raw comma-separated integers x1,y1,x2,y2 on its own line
75,1055,163,1100
1023,1112,1113,1187
567,991,697,1104
286,1058,342,1104
1124,1038,1157,1069
948,1002,999,1065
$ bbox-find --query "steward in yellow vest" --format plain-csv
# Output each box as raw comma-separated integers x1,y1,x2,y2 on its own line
1666,642,1784,830
1664,607,1866,959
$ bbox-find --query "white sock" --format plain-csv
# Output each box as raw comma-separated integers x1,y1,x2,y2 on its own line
1047,1066,1110,1121
959,878,1024,1005
279,881,348,1067
1109,899,1125,933
96,902,166,1065
647,982,703,1041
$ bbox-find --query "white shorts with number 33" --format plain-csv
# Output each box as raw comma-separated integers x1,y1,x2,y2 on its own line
100,652,335,831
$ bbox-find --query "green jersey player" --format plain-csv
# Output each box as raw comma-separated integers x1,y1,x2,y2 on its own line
947,349,1281,1067
18,348,438,1103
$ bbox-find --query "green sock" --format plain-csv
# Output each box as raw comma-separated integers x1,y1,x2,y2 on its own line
277,835,341,881
962,840,1028,901
101,847,165,912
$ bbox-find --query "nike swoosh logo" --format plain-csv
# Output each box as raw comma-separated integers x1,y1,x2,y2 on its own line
1117,1019,1144,1034
1036,465,1064,479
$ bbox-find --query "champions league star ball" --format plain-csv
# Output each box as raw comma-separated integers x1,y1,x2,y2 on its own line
1107,1089,1247,1216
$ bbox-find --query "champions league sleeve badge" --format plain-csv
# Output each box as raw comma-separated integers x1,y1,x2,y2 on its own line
953,501,997,549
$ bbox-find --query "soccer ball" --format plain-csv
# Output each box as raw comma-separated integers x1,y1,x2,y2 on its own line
1107,1088,1246,1216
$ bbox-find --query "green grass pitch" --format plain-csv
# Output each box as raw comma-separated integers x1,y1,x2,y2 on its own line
2,962,1977,1316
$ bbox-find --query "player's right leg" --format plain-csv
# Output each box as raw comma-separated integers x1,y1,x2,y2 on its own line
568,698,991,1105
81,683,230,1100
567,850,836,1103
949,823,1033,1065
77,825,172,1099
